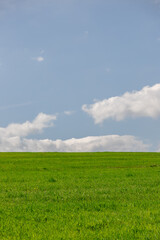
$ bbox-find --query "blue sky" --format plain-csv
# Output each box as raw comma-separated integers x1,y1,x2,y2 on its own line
0,0,160,151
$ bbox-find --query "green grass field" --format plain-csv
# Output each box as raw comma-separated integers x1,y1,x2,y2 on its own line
0,152,160,239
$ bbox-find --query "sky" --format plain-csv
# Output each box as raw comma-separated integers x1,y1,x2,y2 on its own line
0,0,160,151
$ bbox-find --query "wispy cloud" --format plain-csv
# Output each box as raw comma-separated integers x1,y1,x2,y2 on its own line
0,102,32,111
82,83,160,123
64,110,74,116
33,56,44,62
0,113,149,152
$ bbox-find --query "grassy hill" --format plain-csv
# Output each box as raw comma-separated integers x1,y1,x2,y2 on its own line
0,152,160,239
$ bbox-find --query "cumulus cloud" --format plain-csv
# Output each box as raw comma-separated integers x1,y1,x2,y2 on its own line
0,113,56,138
0,134,149,152
82,84,160,123
0,113,149,151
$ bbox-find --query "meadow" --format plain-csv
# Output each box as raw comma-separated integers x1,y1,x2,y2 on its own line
0,152,160,239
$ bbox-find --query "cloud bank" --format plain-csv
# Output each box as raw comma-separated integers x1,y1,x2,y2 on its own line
0,113,149,152
82,84,160,123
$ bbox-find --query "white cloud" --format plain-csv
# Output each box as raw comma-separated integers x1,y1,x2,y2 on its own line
64,110,74,116
82,83,160,123
0,102,32,111
34,56,44,62
0,113,149,152
0,135,149,152
0,113,56,138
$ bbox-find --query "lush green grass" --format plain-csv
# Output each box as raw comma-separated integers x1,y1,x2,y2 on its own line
0,152,160,239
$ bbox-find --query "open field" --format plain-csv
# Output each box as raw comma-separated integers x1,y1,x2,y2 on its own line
0,153,160,239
